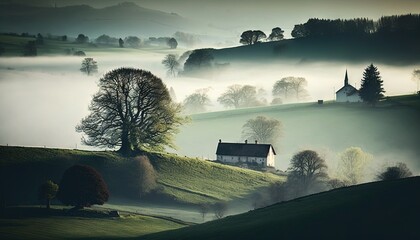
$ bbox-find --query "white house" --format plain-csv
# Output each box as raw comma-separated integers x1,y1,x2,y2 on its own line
336,70,362,103
215,140,276,168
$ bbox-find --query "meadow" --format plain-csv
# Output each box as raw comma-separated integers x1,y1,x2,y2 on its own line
0,206,186,239
140,176,420,240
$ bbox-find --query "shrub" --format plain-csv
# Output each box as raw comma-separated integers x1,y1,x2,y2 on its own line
57,165,109,209
377,163,413,181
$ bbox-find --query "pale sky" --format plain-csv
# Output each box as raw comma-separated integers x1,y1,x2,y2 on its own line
2,0,419,34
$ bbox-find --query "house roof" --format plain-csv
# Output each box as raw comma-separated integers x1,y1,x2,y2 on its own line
336,84,358,94
216,142,276,157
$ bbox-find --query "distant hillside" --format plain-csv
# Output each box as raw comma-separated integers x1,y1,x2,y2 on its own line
175,94,420,171
140,177,420,240
208,34,420,65
0,146,282,205
0,2,200,37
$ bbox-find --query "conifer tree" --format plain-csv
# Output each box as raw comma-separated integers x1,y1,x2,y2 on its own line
359,64,385,105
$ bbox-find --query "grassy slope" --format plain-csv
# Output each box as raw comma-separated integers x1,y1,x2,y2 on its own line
0,147,282,205
175,94,420,170
0,207,185,239
140,176,420,240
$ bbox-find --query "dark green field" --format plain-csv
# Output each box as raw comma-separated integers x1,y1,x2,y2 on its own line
140,177,420,240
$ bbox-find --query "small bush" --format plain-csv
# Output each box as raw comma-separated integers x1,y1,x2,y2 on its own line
377,162,413,181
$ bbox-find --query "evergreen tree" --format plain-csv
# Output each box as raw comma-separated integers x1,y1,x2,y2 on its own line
359,64,385,105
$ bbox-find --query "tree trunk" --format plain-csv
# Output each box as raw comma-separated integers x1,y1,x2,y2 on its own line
119,127,131,155
46,199,50,209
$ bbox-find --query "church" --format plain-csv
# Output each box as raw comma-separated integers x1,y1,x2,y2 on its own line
336,70,362,103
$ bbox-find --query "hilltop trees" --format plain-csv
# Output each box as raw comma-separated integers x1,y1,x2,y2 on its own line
80,58,98,76
95,34,118,45
162,54,180,77
57,165,109,209
76,34,89,44
240,30,267,45
267,27,284,41
242,116,282,144
218,84,261,109
38,180,58,209
125,36,141,48
359,64,385,105
76,68,184,154
183,49,214,73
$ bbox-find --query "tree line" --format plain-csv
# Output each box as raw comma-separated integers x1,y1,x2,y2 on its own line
292,14,420,38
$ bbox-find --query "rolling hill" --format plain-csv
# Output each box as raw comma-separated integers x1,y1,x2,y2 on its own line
0,2,202,38
0,146,283,206
174,94,420,171
140,176,420,240
205,34,420,65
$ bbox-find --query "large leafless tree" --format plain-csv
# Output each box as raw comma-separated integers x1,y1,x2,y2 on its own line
76,68,184,155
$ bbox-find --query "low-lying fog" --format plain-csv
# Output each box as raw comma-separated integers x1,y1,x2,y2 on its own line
0,51,418,175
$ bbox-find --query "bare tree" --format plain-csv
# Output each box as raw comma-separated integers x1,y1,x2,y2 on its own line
289,77,308,100
198,203,210,221
272,78,293,100
76,68,184,155
80,58,98,76
288,150,328,193
162,54,180,77
218,84,261,109
377,163,413,181
337,147,372,185
213,202,228,219
242,116,282,144
183,88,212,114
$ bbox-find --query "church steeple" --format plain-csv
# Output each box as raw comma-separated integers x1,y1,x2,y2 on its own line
344,70,349,86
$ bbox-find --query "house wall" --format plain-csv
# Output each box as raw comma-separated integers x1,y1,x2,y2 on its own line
267,147,275,167
336,89,362,103
217,155,268,166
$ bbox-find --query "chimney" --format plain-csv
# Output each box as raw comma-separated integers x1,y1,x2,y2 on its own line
219,139,221,143
255,140,258,144
245,140,248,144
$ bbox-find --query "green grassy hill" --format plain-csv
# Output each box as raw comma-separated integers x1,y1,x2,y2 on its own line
140,176,420,240
0,146,283,206
175,94,420,171
0,206,187,239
